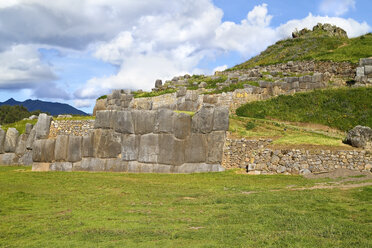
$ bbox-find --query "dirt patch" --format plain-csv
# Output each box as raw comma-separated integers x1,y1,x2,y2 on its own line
304,168,372,179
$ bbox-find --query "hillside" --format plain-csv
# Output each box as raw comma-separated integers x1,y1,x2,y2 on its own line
0,98,88,116
230,24,372,70
236,87,372,132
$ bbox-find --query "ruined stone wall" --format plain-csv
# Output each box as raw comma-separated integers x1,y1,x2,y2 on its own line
355,58,372,84
222,137,372,174
32,104,229,173
49,120,95,138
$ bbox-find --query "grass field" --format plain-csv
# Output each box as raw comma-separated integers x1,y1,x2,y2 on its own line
0,166,371,247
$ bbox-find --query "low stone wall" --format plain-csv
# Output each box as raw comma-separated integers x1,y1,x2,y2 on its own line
355,58,372,84
33,104,229,173
49,119,95,138
222,137,372,174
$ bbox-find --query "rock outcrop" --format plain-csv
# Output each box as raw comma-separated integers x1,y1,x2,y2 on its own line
292,23,348,39
345,126,372,150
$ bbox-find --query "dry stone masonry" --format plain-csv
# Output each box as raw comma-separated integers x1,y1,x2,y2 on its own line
355,58,372,84
49,119,95,138
32,104,229,173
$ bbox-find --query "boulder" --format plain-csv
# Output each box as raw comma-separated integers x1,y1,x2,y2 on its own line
55,135,69,161
158,134,185,165
121,134,140,161
155,79,163,88
35,114,52,139
93,129,121,158
192,104,214,134
213,107,229,131
185,133,207,163
174,113,191,139
67,136,82,162
4,128,19,153
345,125,372,150
138,133,159,163
114,110,134,134
154,109,174,134
132,110,156,134
206,131,226,164
0,129,5,154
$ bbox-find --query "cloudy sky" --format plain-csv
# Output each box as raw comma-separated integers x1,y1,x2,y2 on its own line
0,0,370,113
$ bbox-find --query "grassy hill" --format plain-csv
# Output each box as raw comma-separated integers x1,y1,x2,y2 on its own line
236,87,372,132
230,32,372,70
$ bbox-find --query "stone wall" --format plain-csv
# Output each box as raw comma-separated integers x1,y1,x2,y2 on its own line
32,104,229,173
222,137,372,174
355,58,372,84
49,119,95,138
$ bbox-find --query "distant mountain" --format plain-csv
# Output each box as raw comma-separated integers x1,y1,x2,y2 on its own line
0,98,88,116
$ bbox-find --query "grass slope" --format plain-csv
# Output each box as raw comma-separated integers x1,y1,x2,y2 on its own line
236,87,372,132
0,166,371,247
231,33,372,70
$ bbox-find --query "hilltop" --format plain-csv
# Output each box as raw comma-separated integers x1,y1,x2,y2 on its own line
230,23,372,70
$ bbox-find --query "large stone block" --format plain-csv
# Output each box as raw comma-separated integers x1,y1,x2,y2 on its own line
1,153,18,165
174,163,225,173
19,150,33,165
213,107,229,131
32,163,51,172
93,129,121,158
94,110,114,129
138,133,159,163
174,113,191,139
25,123,33,135
15,133,28,156
114,110,134,134
365,65,372,75
50,162,73,172
26,129,36,150
67,136,82,162
55,135,69,161
207,131,226,164
359,58,372,66
82,134,94,157
73,158,106,171
4,128,19,153
106,159,128,172
132,110,156,134
121,134,139,161
32,139,55,162
185,133,207,163
356,67,365,77
35,114,52,139
154,109,174,133
0,129,5,154
158,134,185,165
192,104,214,134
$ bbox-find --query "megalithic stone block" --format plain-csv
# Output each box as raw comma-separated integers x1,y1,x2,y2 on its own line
138,133,159,163
93,129,121,158
121,134,140,161
67,136,82,162
82,134,94,157
4,128,19,153
191,104,215,134
132,110,156,134
158,134,185,165
207,131,226,164
35,114,52,139
0,129,5,154
94,110,114,129
15,133,28,156
55,135,69,161
184,133,207,163
26,128,36,150
174,113,191,139
213,107,229,131
154,109,174,133
114,110,134,134
32,139,55,162
25,123,33,135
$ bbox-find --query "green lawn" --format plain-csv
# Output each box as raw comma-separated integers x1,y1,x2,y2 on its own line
0,166,371,247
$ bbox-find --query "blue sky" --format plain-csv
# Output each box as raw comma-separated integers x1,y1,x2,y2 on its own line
0,0,370,114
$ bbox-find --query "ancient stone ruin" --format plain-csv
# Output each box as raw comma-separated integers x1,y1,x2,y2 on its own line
355,58,372,84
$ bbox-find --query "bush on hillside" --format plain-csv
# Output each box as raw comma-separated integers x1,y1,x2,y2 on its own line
0,105,42,125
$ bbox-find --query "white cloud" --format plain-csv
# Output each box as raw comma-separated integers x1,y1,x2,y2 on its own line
74,99,93,108
213,65,228,73
319,0,355,16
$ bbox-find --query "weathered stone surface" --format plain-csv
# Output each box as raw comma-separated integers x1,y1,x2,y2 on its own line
25,123,33,135
106,159,128,172
93,129,121,158
35,114,52,139
360,58,372,66
67,136,82,162
114,110,134,134
132,110,156,134
185,133,207,163
51,162,73,171
94,110,114,129
154,109,174,133
1,153,18,165
15,134,28,156
213,107,229,131
311,73,323,83
93,99,107,116
192,104,214,134
365,65,372,75
82,134,94,157
356,67,365,77
176,87,187,97
155,79,163,88
199,82,207,88
174,163,225,173
32,163,51,172
0,129,5,154
138,134,159,163
4,128,19,153
32,139,55,162
300,168,311,175
121,134,139,161
207,131,226,164
158,134,185,165
174,113,191,139
26,129,36,150
19,150,33,165
73,158,106,171
345,125,372,150
55,135,69,161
